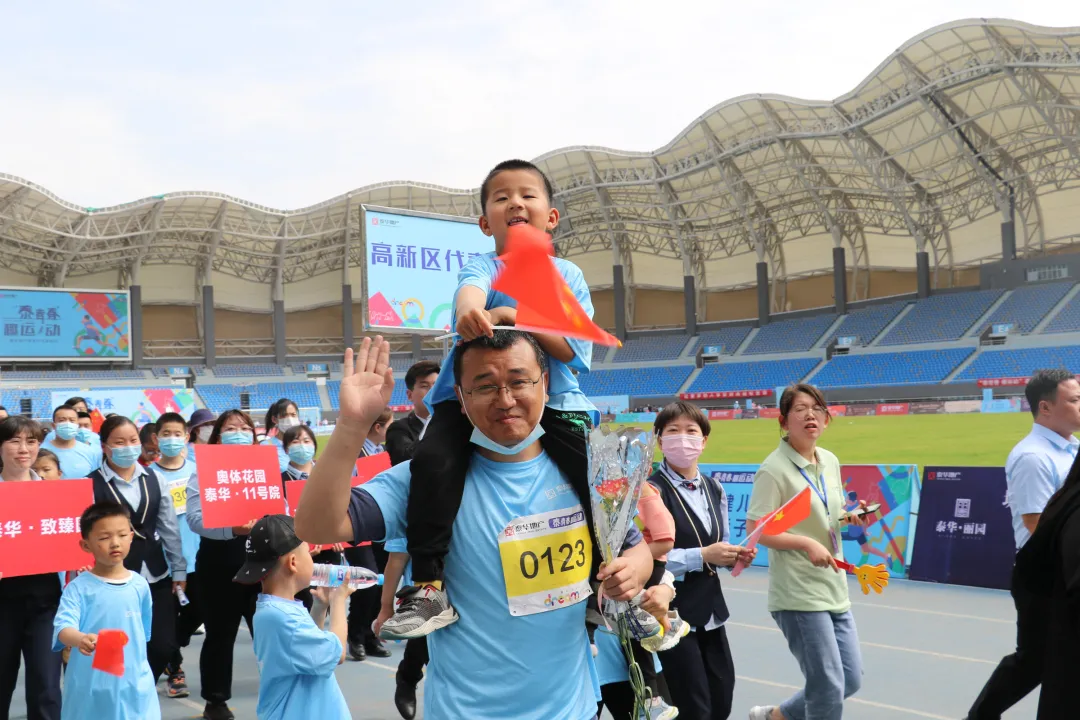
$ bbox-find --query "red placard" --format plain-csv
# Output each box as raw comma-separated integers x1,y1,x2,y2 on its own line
707,409,735,420
976,377,1029,388
758,407,781,419
876,403,910,416
0,479,94,577
285,478,372,547
193,445,286,528
680,389,772,401
354,452,392,486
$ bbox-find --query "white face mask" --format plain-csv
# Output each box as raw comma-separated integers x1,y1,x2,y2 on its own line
197,426,212,443
277,417,300,430
457,381,547,456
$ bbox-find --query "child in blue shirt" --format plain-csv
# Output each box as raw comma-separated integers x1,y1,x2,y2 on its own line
53,502,159,720
234,514,352,720
382,158,601,640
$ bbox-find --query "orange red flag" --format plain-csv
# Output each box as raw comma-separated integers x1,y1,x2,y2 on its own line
491,224,621,347
89,407,105,433
91,629,128,677
760,487,812,536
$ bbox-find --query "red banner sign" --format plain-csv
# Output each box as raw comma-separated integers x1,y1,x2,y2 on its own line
193,445,286,528
707,409,735,420
827,405,847,417
354,453,392,485
0,479,94,577
877,403,910,416
389,404,413,412
976,377,1029,388
680,390,772,401
758,407,781,419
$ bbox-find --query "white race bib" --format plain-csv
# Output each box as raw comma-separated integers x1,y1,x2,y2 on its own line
497,506,592,617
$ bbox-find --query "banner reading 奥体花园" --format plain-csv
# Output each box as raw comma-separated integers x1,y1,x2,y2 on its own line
909,466,1015,590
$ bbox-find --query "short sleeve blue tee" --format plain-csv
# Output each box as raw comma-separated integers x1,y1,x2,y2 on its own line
42,440,102,479
356,453,601,720
252,594,350,720
425,252,597,422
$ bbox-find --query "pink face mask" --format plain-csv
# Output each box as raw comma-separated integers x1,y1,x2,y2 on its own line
660,434,704,467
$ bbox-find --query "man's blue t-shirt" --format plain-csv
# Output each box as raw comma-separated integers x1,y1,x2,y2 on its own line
354,453,601,720
425,252,598,423
252,594,350,720
42,439,102,479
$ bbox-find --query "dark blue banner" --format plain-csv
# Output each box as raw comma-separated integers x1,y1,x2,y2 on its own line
909,467,1015,590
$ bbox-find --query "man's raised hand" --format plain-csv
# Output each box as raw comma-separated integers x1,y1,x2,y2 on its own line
339,337,395,426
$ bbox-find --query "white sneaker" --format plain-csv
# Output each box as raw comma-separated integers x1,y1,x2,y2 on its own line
639,697,679,719
641,611,690,653
748,707,775,720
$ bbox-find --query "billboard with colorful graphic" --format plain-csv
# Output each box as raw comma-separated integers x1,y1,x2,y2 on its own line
51,389,196,425
362,207,494,332
0,288,129,360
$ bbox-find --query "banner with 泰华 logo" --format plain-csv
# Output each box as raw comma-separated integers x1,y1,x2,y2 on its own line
909,466,1015,590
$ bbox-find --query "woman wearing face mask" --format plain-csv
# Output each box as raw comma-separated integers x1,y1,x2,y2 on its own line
88,415,187,686
186,409,216,457
747,384,867,720
184,410,261,720
0,416,63,720
262,398,301,473
647,401,753,720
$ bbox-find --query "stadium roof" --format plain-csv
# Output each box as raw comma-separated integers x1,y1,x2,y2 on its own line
1,18,1079,308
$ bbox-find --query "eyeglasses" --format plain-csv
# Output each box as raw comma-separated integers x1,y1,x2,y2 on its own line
462,377,542,402
790,404,827,418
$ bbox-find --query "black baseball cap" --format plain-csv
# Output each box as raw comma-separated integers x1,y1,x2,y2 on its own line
233,514,303,584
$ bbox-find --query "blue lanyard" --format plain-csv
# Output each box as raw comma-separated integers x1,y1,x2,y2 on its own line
794,462,830,520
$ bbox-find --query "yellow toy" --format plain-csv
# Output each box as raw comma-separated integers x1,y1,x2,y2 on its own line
835,560,890,595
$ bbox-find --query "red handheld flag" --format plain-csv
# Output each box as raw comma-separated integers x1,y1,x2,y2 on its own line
92,629,128,677
760,487,812,536
354,452,392,485
89,408,106,433
491,224,621,347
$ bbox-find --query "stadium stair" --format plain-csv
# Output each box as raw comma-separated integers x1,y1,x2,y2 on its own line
942,349,981,383
868,303,914,346
1034,283,1080,334
814,316,848,350
317,383,333,412
732,328,760,356
678,367,703,395
963,291,1013,338
800,357,830,385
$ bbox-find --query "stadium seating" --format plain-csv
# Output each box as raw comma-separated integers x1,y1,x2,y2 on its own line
197,382,322,414
827,301,908,346
210,364,286,378
812,348,974,388
577,366,694,397
685,358,819,393
390,355,414,373
743,315,838,355
0,369,147,381
612,335,691,363
0,388,77,418
327,380,410,409
878,290,1003,346
150,367,171,378
952,346,1080,382
1043,291,1080,334
980,282,1072,334
689,327,754,356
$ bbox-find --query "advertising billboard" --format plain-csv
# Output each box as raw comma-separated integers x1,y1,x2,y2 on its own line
0,288,129,361
362,206,494,333
51,389,197,424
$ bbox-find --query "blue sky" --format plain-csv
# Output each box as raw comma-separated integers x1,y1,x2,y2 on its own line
1,1,1075,209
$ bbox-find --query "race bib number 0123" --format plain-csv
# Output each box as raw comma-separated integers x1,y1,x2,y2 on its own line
498,506,592,617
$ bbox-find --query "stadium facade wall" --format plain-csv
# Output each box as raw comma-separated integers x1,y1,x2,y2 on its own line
143,306,199,340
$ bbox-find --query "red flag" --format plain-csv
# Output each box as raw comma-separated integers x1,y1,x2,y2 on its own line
92,629,128,677
491,224,621,347
760,487,812,536
89,408,105,433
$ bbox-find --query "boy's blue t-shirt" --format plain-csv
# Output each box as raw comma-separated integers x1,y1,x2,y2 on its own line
52,571,159,720
41,439,102,479
262,436,290,473
252,594,350,720
425,252,598,423
151,457,200,573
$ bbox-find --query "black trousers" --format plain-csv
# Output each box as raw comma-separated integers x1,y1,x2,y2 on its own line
170,571,203,671
597,681,636,720
967,570,1046,719
344,545,380,645
197,561,259,704
658,625,735,720
0,600,61,720
146,576,179,682
406,400,594,582
397,636,428,687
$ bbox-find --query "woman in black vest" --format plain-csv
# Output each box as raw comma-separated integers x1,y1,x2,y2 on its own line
0,416,62,720
184,410,262,720
649,401,754,720
89,415,186,684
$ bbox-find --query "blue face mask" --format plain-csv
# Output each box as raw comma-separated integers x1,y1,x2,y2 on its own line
76,427,96,444
221,430,253,445
158,437,186,458
288,444,315,466
55,422,78,441
109,445,142,469
458,385,547,456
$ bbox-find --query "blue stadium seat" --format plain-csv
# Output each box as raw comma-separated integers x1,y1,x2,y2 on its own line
827,302,908,346
197,382,321,414
0,388,78,418
981,283,1072,334
612,335,691,363
0,369,147,381
327,379,410,409
1043,291,1080,334
211,364,285,378
878,290,1003,346
150,367,171,378
689,327,753,356
812,348,974,388
390,355,414,373
685,359,819,393
743,315,837,355
952,346,1080,382
577,366,694,397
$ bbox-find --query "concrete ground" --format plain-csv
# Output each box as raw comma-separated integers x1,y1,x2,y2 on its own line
11,567,1036,719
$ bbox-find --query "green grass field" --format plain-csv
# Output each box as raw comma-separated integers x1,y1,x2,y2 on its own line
614,412,1034,470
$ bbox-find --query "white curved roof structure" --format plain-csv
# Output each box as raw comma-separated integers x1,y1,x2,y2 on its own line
1,18,1079,312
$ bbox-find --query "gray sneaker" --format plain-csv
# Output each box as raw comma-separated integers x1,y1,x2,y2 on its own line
641,612,690,653
626,594,662,640
639,697,679,720
379,584,459,640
